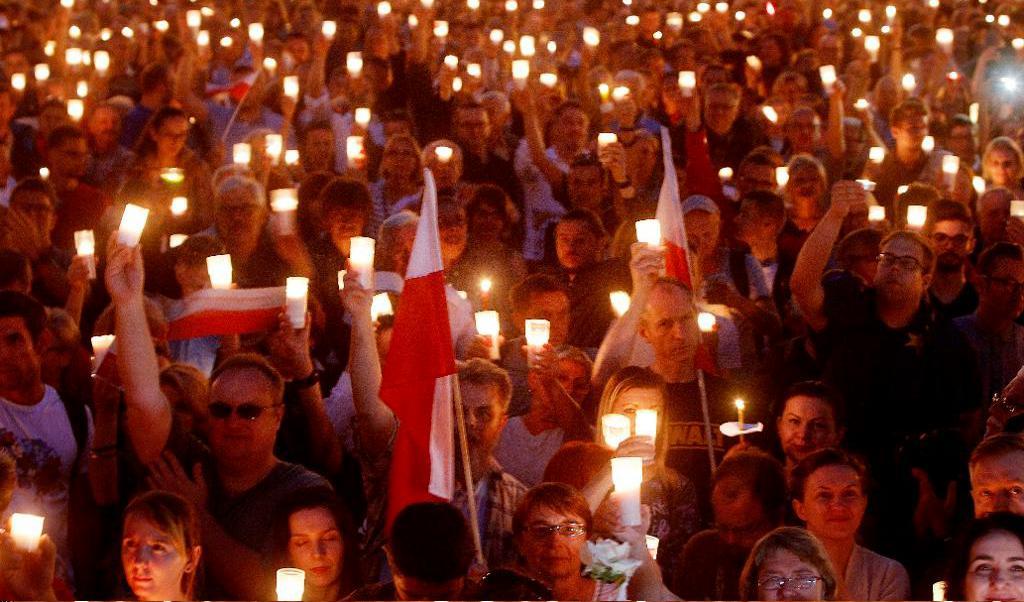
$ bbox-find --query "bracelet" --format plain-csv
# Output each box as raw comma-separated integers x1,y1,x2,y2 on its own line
290,369,321,389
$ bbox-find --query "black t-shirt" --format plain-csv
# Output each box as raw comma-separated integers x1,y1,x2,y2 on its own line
929,281,979,322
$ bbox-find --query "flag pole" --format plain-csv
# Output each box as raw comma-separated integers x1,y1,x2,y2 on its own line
450,372,486,568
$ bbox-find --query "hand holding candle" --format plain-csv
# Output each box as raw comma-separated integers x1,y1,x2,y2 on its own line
474,310,501,359
270,188,299,235
9,513,44,552
117,204,150,247
74,230,96,279
349,237,375,290
285,277,309,329
610,456,643,526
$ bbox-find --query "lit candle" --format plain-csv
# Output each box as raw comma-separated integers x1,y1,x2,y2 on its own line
776,166,790,188
466,63,482,79
197,31,210,47
93,51,110,75
186,9,202,29
468,0,480,9
377,1,392,16
677,71,696,97
67,99,84,122
635,409,657,440
857,179,876,192
539,72,557,88
9,73,24,91
645,535,660,559
818,65,837,93
583,26,600,48
265,134,283,164
718,167,734,182
858,8,871,22
762,105,779,124
346,52,363,78
906,205,928,230
519,35,536,57
869,205,886,223
276,568,305,602
864,35,880,62
66,47,82,66
869,146,886,164
854,98,870,111
321,20,337,39
901,73,917,93
170,196,188,217
270,188,299,235
511,60,530,90
34,64,49,82
602,413,631,448
433,20,449,38
1011,201,1024,218
370,292,394,322
337,270,346,290
38,167,48,180
479,277,492,309
609,291,630,317
354,107,371,130
697,311,716,332
932,581,947,602
285,149,299,165
154,20,169,32
885,4,896,20
248,23,264,44
970,103,980,124
667,12,684,28
922,135,935,153
160,167,185,185
524,318,550,365
443,54,459,71
634,219,662,247
612,86,630,102
434,145,454,163
9,513,44,552
746,55,762,71
233,142,252,166
169,234,188,248
349,237,375,290
973,176,986,196
489,29,504,44
610,456,643,526
283,76,300,101
344,136,365,169
91,334,115,374
285,277,309,329
735,398,746,442
597,132,618,151
74,230,96,279
1014,38,1024,51
474,310,501,359
206,254,233,289
942,155,960,188
935,28,954,54
117,204,149,247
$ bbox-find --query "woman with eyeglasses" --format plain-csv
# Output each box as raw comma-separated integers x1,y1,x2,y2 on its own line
946,513,1024,601
740,527,838,601
790,449,910,600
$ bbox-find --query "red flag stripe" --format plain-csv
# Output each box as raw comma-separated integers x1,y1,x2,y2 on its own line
166,307,282,340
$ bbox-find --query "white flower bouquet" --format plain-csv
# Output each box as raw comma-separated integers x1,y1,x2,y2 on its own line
583,538,643,600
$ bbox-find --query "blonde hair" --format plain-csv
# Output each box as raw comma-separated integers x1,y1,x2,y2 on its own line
740,527,838,602
983,137,1024,182
124,491,202,599
595,366,669,468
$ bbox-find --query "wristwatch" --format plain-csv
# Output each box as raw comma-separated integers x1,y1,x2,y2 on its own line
291,369,321,389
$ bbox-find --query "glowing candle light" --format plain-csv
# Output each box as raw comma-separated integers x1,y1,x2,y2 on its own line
970,103,979,124
776,166,790,188
634,219,661,247
283,76,300,100
354,107,371,130
197,31,210,47
377,1,392,16
285,277,309,329
9,513,44,552
170,196,188,217
539,72,558,88
869,146,886,164
93,51,110,75
265,134,283,163
635,409,657,440
864,35,880,62
34,64,49,82
612,86,630,102
466,63,482,79
935,28,954,54
610,456,643,526
646,535,660,559
922,135,935,152
169,234,188,248
91,334,114,373
901,73,917,93
596,133,618,153
276,568,305,602
9,73,24,92
433,20,448,38
512,60,530,90
609,291,630,317
74,230,96,279
932,581,947,602
762,105,779,124
322,20,337,39
117,204,149,247
519,35,536,57
973,176,987,195
248,22,264,43
187,9,202,28
819,64,837,93
349,237,375,289
858,8,871,23
1011,201,1024,219
906,205,928,230
942,155,960,187
697,311,716,332
347,52,363,77
602,413,631,449
205,254,232,289
869,205,886,223
270,188,299,235
232,143,252,166
583,27,600,48
337,270,346,290
746,55,762,71
667,12,683,28
154,20,169,33
285,149,299,165
160,167,185,184
67,99,84,121
474,310,501,359
490,29,504,44
857,179,876,192
678,71,696,97
735,399,746,442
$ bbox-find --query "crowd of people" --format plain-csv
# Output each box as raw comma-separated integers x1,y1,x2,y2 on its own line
0,0,1021,598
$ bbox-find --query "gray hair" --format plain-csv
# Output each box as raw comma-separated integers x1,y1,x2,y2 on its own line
375,210,419,272
215,175,265,207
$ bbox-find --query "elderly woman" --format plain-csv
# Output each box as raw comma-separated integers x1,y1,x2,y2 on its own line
367,133,423,237
740,527,839,601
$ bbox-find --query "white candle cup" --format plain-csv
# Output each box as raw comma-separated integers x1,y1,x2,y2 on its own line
349,237,375,290
34,64,49,82
935,28,953,54
170,196,188,217
207,254,233,290
285,149,300,166
864,35,880,62
346,136,365,168
370,292,394,322
635,408,658,440
819,65,837,93
74,230,96,279
433,20,448,38
475,310,501,360
973,176,987,196
922,135,935,153
90,334,114,374
718,167,734,182
285,277,309,329
377,1,392,16
907,205,928,230
602,413,631,449
609,291,630,317
9,73,25,91
186,9,202,29
512,60,530,90
233,142,252,166
902,73,917,93
762,105,779,124
1011,201,1024,219
346,52,363,78
524,318,550,364
539,72,558,88
597,132,618,151
9,513,44,552
583,26,600,47
160,167,185,184
645,535,660,560
270,189,299,235
354,107,372,130
265,134,283,164
282,76,300,101
942,154,960,187
776,166,790,188
857,179,876,192
678,71,696,97
247,23,264,44
611,86,630,102
869,206,886,223
932,580,947,602
869,146,886,164
169,234,188,248
321,20,337,40
434,146,454,163
697,311,716,333
276,568,305,602
519,35,536,57
634,219,662,247
117,204,149,247
610,456,643,526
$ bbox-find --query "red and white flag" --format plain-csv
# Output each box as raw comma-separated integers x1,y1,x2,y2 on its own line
204,70,259,105
380,168,457,527
166,287,284,341
656,126,694,287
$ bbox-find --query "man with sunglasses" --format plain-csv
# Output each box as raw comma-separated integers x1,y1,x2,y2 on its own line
925,200,978,320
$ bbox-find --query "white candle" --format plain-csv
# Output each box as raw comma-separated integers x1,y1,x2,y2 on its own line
609,291,630,317
922,135,935,153
597,133,618,152
901,73,917,93
869,205,886,223
93,51,110,75
434,146,454,163
433,20,448,38
265,134,283,163
346,52,363,78
91,334,114,373
346,136,365,167
489,29,504,44
869,146,886,164
337,270,347,290
602,413,631,449
539,72,557,88
377,1,392,16
864,35,880,62
762,105,779,124
512,60,530,90
283,76,300,101
612,86,630,102
519,35,536,57
942,154,960,187
270,188,299,235
583,26,600,48
154,20,169,33
9,73,24,91
443,54,459,70
321,20,337,39
854,98,870,111
186,9,202,28
67,99,84,122
634,219,662,247
38,167,49,180
233,142,252,165
667,12,684,28
370,292,394,322
276,568,305,602
935,28,953,54
206,254,233,289
857,179,876,192
349,237,375,290
74,230,96,279
285,277,309,328
468,0,480,9
746,55,762,71
263,57,278,74
170,196,188,217
474,310,501,359
932,581,947,602
10,513,44,552
610,456,643,526
776,166,790,188
34,64,49,82
819,65,837,93
645,535,660,559
248,22,264,43
718,167,734,182
678,71,696,97
169,234,188,248
66,48,82,67
524,319,550,365
857,8,871,22
697,311,716,332
907,205,928,230
285,149,299,165
1011,201,1024,218
973,176,986,196
635,408,657,440
197,31,210,47
117,204,149,247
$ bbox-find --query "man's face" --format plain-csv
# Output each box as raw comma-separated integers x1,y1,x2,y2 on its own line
452,107,490,155
555,358,591,405
439,207,468,267
873,237,930,306
979,258,1024,322
929,219,974,272
712,475,772,549
207,368,283,467
738,164,776,198
302,128,335,171
777,395,841,466
683,210,720,259
324,207,367,248
460,381,507,461
971,451,1024,518
10,190,55,240
567,165,603,211
785,112,820,153
892,115,928,153
0,316,41,394
638,284,699,365
87,106,120,152
214,188,267,251
787,166,825,208
49,137,89,178
554,108,588,151
381,140,419,182
554,220,601,271
704,92,740,135
736,206,782,247
947,125,976,163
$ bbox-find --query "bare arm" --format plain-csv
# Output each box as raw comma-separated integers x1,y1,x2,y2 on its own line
825,82,846,163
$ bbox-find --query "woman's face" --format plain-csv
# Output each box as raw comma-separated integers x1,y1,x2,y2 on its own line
122,514,195,602
153,116,189,159
516,505,588,582
757,548,826,601
964,530,1024,602
609,386,664,421
987,149,1021,187
288,507,343,590
794,465,867,543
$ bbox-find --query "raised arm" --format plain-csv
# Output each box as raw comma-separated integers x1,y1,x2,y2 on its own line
104,235,172,465
825,82,846,163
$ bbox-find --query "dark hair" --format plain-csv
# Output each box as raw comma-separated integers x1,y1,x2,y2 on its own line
0,251,31,291
465,183,517,232
0,290,45,340
271,487,362,597
558,208,607,240
10,177,57,207
977,242,1024,277
927,199,974,230
388,502,474,582
510,274,569,315
881,230,936,275
319,178,372,220
713,450,788,523
210,353,285,405
778,380,846,427
890,98,930,128
790,448,867,501
512,482,592,536
946,513,1024,600
835,228,883,273
300,120,334,146
135,106,189,157
47,125,85,150
139,62,171,93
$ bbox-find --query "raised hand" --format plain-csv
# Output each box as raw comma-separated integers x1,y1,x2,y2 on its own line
104,232,145,305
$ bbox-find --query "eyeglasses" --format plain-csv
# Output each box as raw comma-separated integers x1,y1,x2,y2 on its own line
525,522,586,538
930,232,970,246
983,275,1024,295
877,252,924,272
758,576,823,592
208,402,282,420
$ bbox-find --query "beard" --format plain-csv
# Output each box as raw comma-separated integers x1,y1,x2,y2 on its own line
936,251,964,273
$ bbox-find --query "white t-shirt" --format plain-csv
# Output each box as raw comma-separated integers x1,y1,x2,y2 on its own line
0,386,92,579
493,416,565,487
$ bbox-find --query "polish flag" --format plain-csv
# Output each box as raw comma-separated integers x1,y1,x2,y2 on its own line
205,70,260,105
380,168,457,527
656,126,694,287
165,287,285,341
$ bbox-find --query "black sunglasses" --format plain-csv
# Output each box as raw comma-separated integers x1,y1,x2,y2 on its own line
208,402,282,421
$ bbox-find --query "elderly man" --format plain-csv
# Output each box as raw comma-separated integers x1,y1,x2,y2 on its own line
83,102,132,195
